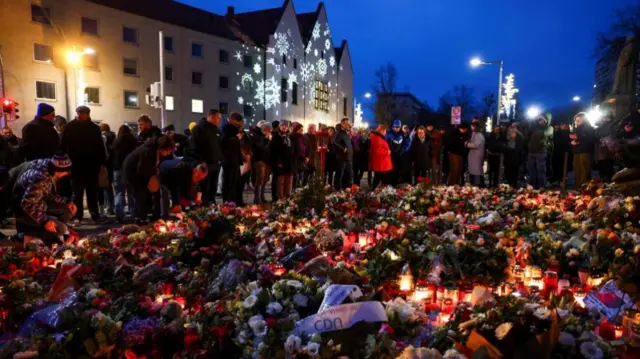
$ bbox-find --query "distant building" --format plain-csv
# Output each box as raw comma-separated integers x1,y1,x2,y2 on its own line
593,56,616,104
0,0,353,132
377,92,425,126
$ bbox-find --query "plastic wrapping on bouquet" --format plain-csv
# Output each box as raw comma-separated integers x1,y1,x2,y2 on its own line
18,291,80,338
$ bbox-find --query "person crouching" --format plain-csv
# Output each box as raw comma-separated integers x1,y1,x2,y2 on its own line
159,158,208,214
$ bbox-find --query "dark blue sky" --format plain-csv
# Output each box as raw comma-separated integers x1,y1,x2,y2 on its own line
181,0,633,113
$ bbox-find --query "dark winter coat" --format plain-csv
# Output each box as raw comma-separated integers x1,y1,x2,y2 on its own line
445,129,468,156
112,132,138,171
159,158,198,205
189,118,223,166
410,136,431,170
102,130,116,163
486,133,504,156
270,132,295,175
369,132,393,172
291,133,308,171
16,159,68,224
553,129,571,155
386,130,410,160
61,118,106,175
595,120,615,161
572,124,596,154
137,126,162,146
427,130,443,159
528,120,553,154
333,128,353,162
173,133,190,157
221,124,242,168
122,139,159,186
21,116,60,161
250,127,271,163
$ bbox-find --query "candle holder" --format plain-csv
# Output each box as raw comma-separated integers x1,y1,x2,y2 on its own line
587,273,604,288
398,263,414,292
412,285,431,302
574,290,586,308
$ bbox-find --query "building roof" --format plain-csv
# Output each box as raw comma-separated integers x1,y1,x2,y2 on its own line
378,92,424,106
296,3,323,44
87,0,238,41
232,5,287,46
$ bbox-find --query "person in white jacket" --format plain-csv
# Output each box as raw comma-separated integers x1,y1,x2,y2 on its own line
465,122,486,186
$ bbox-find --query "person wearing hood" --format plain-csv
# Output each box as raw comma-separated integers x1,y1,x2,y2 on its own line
571,112,596,189
465,121,486,186
60,106,106,222
251,121,272,204
550,122,571,184
271,120,296,199
410,126,430,184
189,110,223,205
504,124,524,188
221,112,244,204
22,103,60,161
446,123,469,185
386,120,411,185
485,127,505,188
527,113,553,188
123,136,174,224
332,118,354,190
369,124,393,188
112,125,137,222
595,114,616,182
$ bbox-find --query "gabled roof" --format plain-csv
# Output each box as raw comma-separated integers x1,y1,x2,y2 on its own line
86,0,237,41
296,2,324,45
334,40,353,74
232,5,286,46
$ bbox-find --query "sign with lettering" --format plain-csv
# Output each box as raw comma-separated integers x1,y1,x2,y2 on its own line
294,301,387,336
451,106,462,125
319,285,363,312
584,280,636,322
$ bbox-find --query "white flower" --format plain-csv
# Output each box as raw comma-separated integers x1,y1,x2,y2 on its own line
567,248,580,257
266,302,283,315
237,330,249,344
558,332,576,347
495,322,513,340
533,307,551,320
287,280,303,289
248,315,267,337
306,342,321,357
258,342,268,352
580,341,603,359
443,349,468,359
243,295,258,309
293,293,309,307
615,248,624,257
476,238,485,246
285,335,302,354
579,331,599,342
524,302,541,311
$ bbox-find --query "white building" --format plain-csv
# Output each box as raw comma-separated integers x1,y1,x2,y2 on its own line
0,0,354,132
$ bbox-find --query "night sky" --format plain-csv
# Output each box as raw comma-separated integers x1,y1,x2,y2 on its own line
180,0,634,117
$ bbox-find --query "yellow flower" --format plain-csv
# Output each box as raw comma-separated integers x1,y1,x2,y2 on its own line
495,322,513,340
615,248,624,257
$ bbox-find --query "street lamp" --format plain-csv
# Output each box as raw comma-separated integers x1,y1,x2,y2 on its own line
65,46,95,116
526,106,542,120
364,92,372,99
469,57,504,126
573,96,581,102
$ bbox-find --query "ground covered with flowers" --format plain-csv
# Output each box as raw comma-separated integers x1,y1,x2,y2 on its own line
0,181,639,359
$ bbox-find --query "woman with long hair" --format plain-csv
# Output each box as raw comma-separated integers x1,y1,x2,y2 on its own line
112,125,137,222
270,120,295,199
369,124,393,188
465,122,486,186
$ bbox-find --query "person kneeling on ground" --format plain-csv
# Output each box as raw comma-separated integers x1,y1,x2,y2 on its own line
12,153,77,245
159,158,208,214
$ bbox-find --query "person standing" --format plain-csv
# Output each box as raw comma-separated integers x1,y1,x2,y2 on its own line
369,125,393,188
136,115,162,145
53,116,67,138
189,110,223,205
485,127,504,188
446,124,469,186
60,106,106,222
465,122,486,186
291,122,308,188
426,124,442,184
271,120,295,199
571,112,596,189
270,120,281,202
251,121,271,204
99,123,115,216
504,124,524,188
410,126,430,184
221,112,244,204
303,124,317,186
333,118,354,190
112,125,137,222
22,103,60,161
550,123,570,184
527,113,553,188
325,126,337,186
386,121,411,185
595,114,616,182
163,124,189,157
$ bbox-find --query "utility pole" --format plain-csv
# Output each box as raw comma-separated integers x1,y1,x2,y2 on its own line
159,31,166,128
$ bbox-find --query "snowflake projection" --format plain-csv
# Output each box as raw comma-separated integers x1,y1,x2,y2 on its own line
300,62,314,82
312,22,321,40
309,85,316,105
285,101,289,108
289,73,297,88
314,49,319,57
274,32,290,56
241,74,254,92
325,39,331,50
253,63,261,74
275,64,281,73
255,76,281,110
257,55,262,61
324,24,331,36
287,29,292,36
331,103,337,111
327,82,332,88
236,85,241,91
234,51,242,61
306,43,312,54
266,47,276,54
329,56,336,67
267,58,276,66
317,58,327,77
354,103,363,125
340,65,343,71
238,97,244,105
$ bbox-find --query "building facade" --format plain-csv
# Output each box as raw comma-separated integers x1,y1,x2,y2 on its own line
377,92,426,127
0,0,353,132
593,55,616,105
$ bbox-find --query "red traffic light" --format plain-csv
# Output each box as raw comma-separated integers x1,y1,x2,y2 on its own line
2,99,10,106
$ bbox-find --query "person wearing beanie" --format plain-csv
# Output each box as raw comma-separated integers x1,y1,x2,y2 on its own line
386,119,411,185
61,105,106,222
12,153,77,245
189,110,223,205
527,113,553,188
250,120,272,204
21,103,60,161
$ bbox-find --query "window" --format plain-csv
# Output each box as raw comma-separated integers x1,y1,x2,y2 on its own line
343,97,348,116
243,55,252,68
242,79,253,93
292,82,298,105
219,102,228,115
191,42,203,58
281,78,288,103
35,81,56,100
314,79,329,112
31,5,51,25
219,76,229,89
282,54,287,65
165,96,174,111
219,49,229,63
123,58,138,76
122,26,138,44
165,66,173,81
33,43,53,63
191,71,203,86
84,87,100,104
163,36,173,52
81,17,98,36
191,99,203,113
83,52,99,69
293,58,297,69
243,104,253,117
321,51,324,59
124,91,139,108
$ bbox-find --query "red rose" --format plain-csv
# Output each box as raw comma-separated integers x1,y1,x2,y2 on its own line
209,326,228,337
265,317,277,328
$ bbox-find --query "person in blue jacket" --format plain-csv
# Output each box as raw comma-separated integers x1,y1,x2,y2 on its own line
386,120,412,185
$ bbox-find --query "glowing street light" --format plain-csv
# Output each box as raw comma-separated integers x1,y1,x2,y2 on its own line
65,47,94,66
469,56,504,126
364,92,372,99
586,106,602,127
526,106,542,120
573,96,581,102
470,57,483,67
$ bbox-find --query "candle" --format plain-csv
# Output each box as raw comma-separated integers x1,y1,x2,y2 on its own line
528,277,543,291
273,265,286,276
513,265,524,283
615,325,624,340
574,290,586,308
236,224,246,233
556,279,571,295
358,233,368,248
158,226,167,233
587,273,604,288
439,313,451,326
412,285,430,302
398,264,414,292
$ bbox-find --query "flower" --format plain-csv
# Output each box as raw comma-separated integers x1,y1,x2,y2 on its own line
476,238,485,246
495,322,513,340
567,248,580,257
266,302,283,315
580,341,603,359
285,335,302,354
248,315,267,337
558,332,576,347
243,295,258,309
533,307,551,320
13,351,39,359
634,244,640,254
614,248,624,257
306,342,321,357
443,349,468,359
287,280,303,289
293,293,309,307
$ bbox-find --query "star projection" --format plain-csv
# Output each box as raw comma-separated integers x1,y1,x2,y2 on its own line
274,32,290,56
312,22,321,40
300,62,314,82
255,76,281,110
329,56,336,67
317,58,328,77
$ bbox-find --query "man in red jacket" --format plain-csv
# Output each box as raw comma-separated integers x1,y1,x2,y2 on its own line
369,124,393,188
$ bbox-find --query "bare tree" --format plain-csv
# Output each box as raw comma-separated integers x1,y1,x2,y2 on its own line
437,85,478,119
481,92,495,118
371,63,398,124
596,5,640,65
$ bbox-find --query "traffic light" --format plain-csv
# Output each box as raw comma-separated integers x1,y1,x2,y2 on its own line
2,98,12,114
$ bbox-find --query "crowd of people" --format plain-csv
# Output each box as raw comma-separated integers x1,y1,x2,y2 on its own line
1,101,639,245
